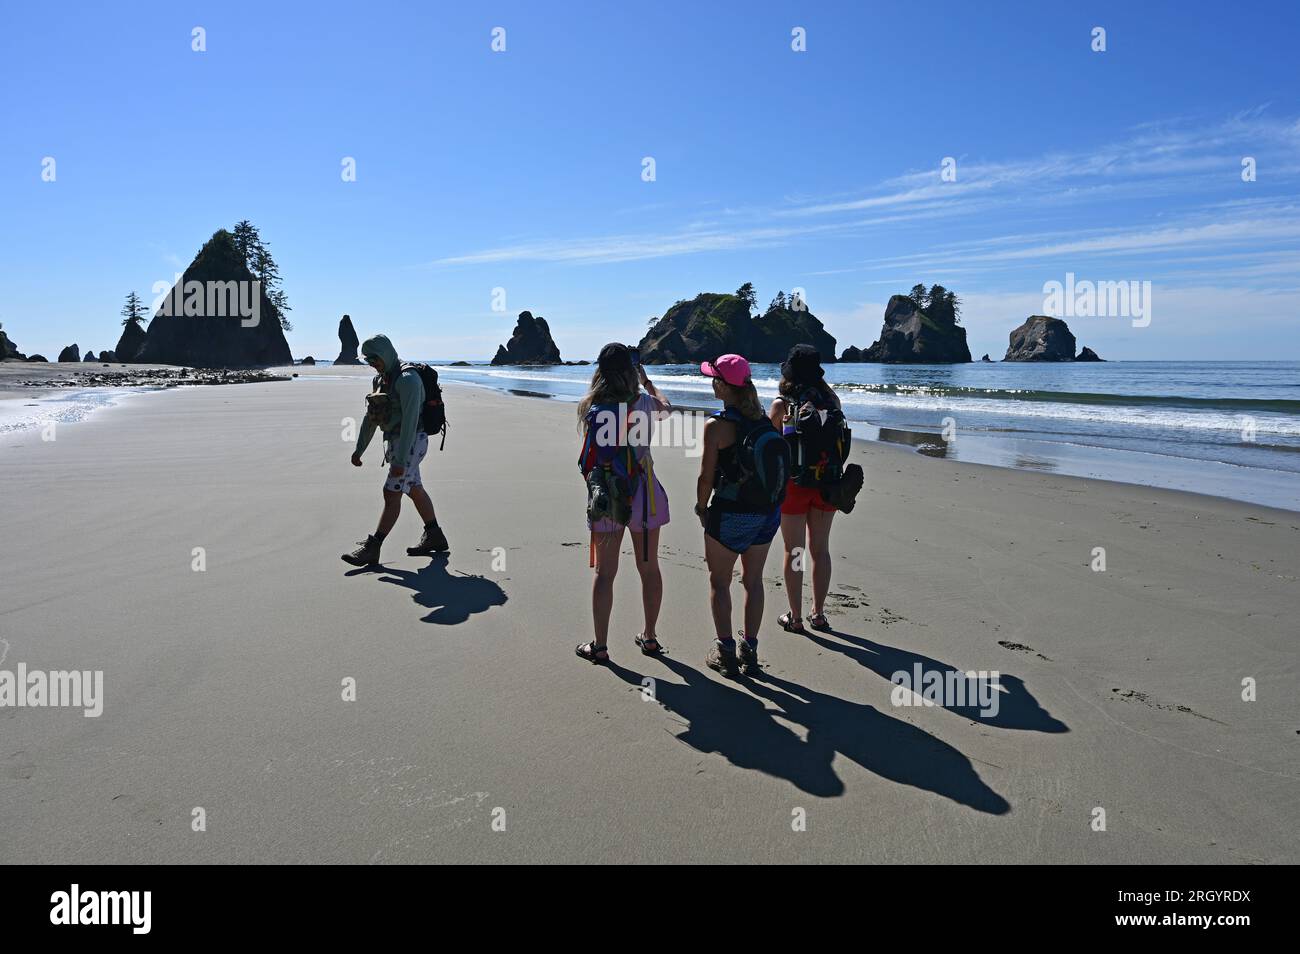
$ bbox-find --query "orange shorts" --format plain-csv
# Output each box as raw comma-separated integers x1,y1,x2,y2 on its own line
780,480,836,515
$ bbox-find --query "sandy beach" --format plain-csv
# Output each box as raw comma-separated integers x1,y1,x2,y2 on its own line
0,370,1296,864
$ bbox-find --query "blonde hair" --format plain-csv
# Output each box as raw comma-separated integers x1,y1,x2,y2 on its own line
577,364,640,429
715,378,764,420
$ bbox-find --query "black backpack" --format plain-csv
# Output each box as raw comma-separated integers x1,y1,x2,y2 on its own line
401,362,447,449
789,388,849,487
714,408,790,510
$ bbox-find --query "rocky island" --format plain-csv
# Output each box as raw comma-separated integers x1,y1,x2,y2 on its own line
841,285,971,363
491,311,562,365
1003,316,1103,361
637,285,836,364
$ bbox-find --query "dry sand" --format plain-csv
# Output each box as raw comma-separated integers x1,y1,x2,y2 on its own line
0,370,1295,863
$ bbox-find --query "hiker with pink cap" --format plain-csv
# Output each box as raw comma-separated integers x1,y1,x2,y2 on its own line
693,354,791,678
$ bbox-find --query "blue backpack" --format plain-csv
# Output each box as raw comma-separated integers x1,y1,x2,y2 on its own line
713,407,790,510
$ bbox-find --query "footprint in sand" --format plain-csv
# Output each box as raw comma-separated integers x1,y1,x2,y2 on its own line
998,640,1052,661
1110,688,1225,724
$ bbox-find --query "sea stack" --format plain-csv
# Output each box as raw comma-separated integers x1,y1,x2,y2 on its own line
839,345,866,362
82,350,98,362
58,344,81,363
1076,346,1104,362
638,290,835,364
134,229,293,367
1,324,26,361
491,311,562,365
334,315,362,365
1003,316,1076,361
858,295,971,363
115,320,147,362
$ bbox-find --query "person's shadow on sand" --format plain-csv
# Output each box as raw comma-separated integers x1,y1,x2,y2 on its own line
608,656,1009,814
803,627,1068,733
351,555,507,624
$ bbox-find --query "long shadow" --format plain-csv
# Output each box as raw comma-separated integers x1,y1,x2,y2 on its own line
359,554,507,624
608,656,1009,813
803,627,1068,733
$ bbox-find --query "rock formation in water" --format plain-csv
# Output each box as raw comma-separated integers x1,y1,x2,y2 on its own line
26,354,48,362
134,229,293,367
638,292,836,364
299,356,316,365
981,354,992,362
491,311,562,365
334,315,362,365
115,320,147,362
82,350,97,361
58,344,81,363
1076,346,1104,362
858,295,971,363
99,350,118,362
1003,315,1076,361
839,345,866,362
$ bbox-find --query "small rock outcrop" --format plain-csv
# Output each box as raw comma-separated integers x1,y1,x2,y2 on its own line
99,350,118,362
58,344,81,363
839,345,866,362
492,311,562,365
859,295,971,363
981,354,992,362
638,292,836,364
1076,346,1104,362
134,229,293,367
115,320,147,362
299,356,316,365
334,315,361,365
1,324,26,360
26,354,48,362
82,351,98,361
1003,316,1076,362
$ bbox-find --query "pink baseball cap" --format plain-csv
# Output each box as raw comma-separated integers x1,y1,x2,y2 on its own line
700,354,751,387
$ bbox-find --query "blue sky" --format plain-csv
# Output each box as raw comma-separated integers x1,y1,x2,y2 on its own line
2,0,1298,361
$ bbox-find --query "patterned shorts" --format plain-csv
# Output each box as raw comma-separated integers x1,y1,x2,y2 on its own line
705,506,781,554
383,432,428,493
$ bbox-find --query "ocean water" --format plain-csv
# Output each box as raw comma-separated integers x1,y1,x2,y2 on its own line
427,360,1300,512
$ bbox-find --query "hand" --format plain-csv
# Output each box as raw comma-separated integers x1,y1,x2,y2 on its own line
638,365,649,386
389,465,406,478
695,503,708,528
350,453,363,467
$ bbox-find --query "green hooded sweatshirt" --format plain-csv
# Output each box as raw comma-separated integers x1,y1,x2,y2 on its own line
355,334,424,467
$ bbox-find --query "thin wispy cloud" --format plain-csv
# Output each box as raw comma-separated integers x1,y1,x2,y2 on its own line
428,111,1300,284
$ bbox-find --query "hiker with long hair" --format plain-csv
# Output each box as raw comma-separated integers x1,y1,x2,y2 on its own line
695,354,790,677
770,344,863,633
341,334,449,566
575,343,671,664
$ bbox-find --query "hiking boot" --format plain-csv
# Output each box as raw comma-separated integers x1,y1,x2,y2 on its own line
706,641,739,678
341,534,383,567
736,636,761,676
406,523,449,556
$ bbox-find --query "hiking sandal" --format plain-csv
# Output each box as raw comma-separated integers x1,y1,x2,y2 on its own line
778,612,806,633
635,633,667,655
575,641,609,664
807,612,832,632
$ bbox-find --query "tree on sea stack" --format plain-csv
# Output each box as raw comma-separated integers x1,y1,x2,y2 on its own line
232,219,292,331
736,282,757,314
121,291,147,326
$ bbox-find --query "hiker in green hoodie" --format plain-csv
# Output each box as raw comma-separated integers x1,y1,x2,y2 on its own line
342,334,448,566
